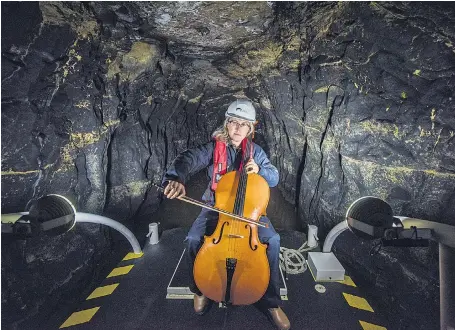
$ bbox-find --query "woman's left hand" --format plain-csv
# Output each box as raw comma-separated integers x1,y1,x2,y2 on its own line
245,158,259,174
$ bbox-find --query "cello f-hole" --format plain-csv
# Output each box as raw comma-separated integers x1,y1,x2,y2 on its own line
213,221,229,244
246,224,258,251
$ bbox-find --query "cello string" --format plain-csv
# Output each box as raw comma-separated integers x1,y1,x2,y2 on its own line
240,138,250,259
234,157,244,259
235,138,247,258
234,142,245,259
230,142,242,258
234,139,246,259
236,137,249,260
231,146,241,260
243,137,254,261
229,148,241,259
235,163,243,259
228,173,235,258
232,158,243,258
243,137,253,260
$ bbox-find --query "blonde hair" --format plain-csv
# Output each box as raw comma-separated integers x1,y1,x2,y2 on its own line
212,117,255,143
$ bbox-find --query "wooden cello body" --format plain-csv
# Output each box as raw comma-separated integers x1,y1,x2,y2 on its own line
193,145,271,305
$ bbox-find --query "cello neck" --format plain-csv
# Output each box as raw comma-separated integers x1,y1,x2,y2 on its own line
233,136,253,216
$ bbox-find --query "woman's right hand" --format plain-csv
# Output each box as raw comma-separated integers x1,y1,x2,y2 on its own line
163,180,186,199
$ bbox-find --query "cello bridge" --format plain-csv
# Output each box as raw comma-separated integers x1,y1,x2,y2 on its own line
227,234,244,239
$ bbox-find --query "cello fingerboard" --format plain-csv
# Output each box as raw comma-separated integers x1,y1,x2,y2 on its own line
233,138,252,216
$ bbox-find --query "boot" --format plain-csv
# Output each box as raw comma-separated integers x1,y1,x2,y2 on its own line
267,307,291,330
193,294,209,315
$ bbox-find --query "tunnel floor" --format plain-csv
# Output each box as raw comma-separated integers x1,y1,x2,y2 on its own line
46,228,389,330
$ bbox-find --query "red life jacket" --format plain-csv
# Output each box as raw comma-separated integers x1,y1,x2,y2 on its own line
211,138,253,191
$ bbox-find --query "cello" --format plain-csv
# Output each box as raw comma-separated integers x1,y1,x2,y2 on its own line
193,136,271,306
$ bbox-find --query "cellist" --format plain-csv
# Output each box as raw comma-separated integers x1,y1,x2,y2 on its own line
162,99,291,330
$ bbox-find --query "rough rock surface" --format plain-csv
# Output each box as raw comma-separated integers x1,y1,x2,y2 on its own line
1,2,454,329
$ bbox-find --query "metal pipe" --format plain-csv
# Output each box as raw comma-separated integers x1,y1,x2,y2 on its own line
322,220,349,253
75,213,142,254
440,243,455,330
398,217,455,249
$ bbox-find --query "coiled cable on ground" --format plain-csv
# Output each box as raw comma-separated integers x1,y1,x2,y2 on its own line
279,241,318,275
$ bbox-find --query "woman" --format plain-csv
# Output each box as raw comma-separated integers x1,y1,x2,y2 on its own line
162,99,290,330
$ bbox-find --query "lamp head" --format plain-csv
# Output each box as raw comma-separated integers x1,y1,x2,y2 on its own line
26,194,76,237
345,196,395,240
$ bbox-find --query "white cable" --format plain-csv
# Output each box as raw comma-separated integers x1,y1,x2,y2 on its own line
279,240,318,275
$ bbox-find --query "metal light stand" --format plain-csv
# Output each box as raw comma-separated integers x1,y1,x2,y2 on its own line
397,217,455,330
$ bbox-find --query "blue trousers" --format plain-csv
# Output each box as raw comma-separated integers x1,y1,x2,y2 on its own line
185,208,281,309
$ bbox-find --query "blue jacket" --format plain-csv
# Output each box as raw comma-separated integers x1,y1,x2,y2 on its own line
162,140,279,205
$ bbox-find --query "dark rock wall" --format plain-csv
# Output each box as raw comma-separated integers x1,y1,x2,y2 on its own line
262,3,454,328
264,2,455,232
1,4,114,327
1,2,454,329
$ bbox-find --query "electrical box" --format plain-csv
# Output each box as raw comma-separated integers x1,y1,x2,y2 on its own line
307,252,345,281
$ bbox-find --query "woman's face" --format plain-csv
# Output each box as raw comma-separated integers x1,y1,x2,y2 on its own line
226,117,251,146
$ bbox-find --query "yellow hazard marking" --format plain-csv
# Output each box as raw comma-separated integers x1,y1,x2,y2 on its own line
107,265,134,278
359,320,387,330
337,275,357,287
342,293,374,312
60,307,100,328
86,283,119,300
123,252,143,260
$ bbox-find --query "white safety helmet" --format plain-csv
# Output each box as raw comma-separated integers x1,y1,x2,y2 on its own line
225,99,256,122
